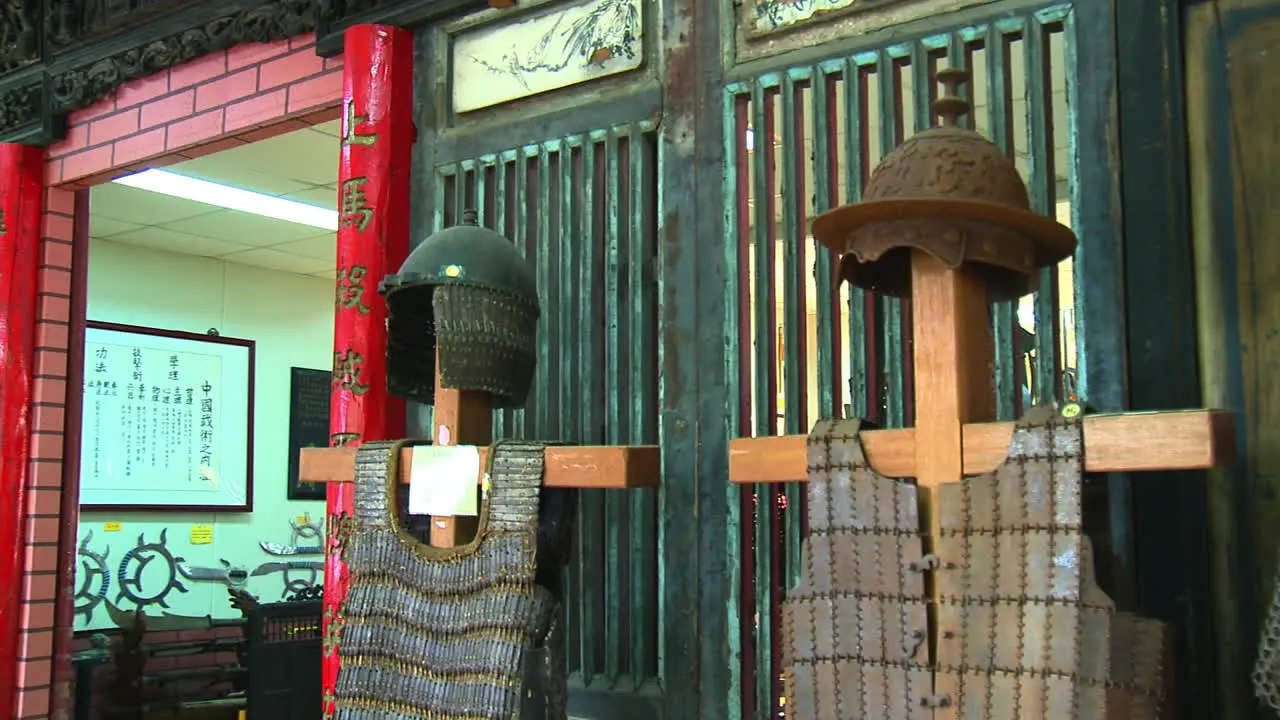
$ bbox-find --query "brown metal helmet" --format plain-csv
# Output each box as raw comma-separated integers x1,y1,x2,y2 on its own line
811,67,1076,301
379,210,540,408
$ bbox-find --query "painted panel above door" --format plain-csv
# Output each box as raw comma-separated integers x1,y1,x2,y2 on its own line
750,0,886,34
452,0,644,114
733,0,1003,64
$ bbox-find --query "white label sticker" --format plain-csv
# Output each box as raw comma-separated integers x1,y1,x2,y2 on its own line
407,445,479,517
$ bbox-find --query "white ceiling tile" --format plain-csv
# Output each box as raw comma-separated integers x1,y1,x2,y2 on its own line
282,186,337,209
220,248,332,276
169,158,313,197
89,216,142,239
179,126,338,187
90,123,347,279
91,183,220,225
162,209,325,245
310,120,341,138
104,226,256,258
269,235,336,262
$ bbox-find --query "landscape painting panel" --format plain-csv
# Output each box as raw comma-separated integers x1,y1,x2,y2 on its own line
453,0,643,114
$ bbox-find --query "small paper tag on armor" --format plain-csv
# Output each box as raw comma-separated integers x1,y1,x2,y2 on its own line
407,445,481,516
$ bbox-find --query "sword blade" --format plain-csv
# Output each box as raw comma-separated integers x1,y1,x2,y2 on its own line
260,541,325,556
178,564,248,585
250,560,324,576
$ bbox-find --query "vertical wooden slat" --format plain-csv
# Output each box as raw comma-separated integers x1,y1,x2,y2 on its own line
1024,19,1061,405
434,164,451,231
535,147,553,439
779,73,806,592
472,159,487,225
748,78,777,716
726,89,756,716
576,138,603,683
489,155,509,440
494,155,508,233
628,125,659,689
600,131,625,687
453,162,467,224
510,151,530,438
877,50,906,428
812,69,839,421
986,26,1020,420
843,58,871,419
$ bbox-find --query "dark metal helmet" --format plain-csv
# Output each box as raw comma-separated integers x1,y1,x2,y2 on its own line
380,210,540,408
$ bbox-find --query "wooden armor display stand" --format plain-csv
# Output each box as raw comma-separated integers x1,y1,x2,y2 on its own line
297,365,660,546
728,68,1236,712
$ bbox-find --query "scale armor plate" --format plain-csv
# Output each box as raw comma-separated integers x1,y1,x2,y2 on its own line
784,410,1172,718
332,440,568,720
782,418,932,719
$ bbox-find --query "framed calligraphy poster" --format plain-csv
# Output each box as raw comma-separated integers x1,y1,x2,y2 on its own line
78,321,255,512
286,367,330,501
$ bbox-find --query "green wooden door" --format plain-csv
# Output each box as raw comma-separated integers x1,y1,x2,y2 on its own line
408,0,1125,715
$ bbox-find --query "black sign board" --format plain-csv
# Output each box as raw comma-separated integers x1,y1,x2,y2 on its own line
286,367,330,501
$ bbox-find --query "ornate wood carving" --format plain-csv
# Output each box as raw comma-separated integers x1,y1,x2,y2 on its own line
0,0,485,145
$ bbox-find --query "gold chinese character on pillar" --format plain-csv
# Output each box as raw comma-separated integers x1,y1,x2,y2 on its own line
342,102,378,147
332,349,370,395
335,265,371,314
339,178,375,232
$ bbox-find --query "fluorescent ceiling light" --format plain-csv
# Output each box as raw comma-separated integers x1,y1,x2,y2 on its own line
112,169,338,231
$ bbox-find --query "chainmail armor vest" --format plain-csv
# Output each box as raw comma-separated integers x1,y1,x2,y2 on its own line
333,439,568,720
783,409,1171,719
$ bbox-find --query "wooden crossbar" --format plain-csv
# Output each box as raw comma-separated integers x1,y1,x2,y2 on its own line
299,444,661,489
728,409,1235,484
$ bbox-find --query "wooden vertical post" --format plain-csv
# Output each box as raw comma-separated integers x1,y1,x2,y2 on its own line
0,143,43,719
428,358,491,547
322,23,413,715
909,252,995,658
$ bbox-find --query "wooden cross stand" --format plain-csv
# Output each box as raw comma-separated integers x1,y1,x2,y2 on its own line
299,375,660,544
728,252,1235,502
728,68,1235,646
298,358,660,546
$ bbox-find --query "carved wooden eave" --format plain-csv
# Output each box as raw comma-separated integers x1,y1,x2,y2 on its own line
0,0,486,145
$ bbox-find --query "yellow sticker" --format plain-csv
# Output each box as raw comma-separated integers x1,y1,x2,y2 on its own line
296,514,310,525
103,522,121,532
189,525,214,545
407,445,481,517
1061,402,1083,419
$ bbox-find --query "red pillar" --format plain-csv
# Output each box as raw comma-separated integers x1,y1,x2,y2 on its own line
323,24,413,713
0,144,45,716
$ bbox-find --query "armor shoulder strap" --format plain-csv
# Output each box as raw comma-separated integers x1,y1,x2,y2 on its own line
807,417,873,471
485,440,548,532
1005,403,1084,464
351,440,406,531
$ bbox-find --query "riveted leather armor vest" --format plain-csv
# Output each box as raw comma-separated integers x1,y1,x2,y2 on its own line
332,439,568,720
784,410,1171,719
